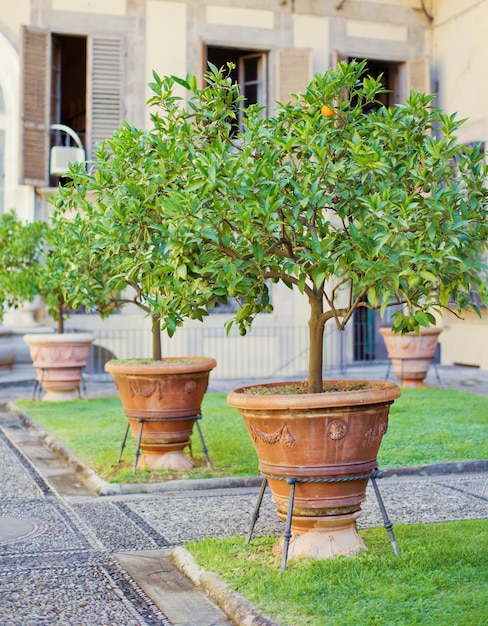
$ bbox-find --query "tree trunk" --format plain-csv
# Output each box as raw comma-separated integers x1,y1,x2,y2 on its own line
57,297,64,334
152,315,162,361
308,291,325,393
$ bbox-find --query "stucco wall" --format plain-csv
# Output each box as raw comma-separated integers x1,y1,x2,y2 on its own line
433,0,488,144
432,0,488,369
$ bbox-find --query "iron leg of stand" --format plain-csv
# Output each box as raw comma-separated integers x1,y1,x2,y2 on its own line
79,369,87,398
246,476,268,545
370,470,401,556
133,419,144,474
117,423,130,463
385,360,392,382
32,379,40,401
282,478,296,571
195,419,212,468
433,362,442,386
33,369,45,401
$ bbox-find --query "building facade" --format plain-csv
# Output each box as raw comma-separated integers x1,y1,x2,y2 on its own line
0,0,486,375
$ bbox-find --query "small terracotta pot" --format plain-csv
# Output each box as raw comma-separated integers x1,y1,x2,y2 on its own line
227,380,401,560
380,326,442,387
23,333,94,401
105,357,217,470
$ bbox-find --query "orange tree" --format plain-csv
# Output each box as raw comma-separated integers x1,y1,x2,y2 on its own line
0,210,46,321
0,209,121,332
60,61,488,390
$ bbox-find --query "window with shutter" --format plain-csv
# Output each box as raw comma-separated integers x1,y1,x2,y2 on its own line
334,53,431,103
20,27,50,187
19,28,124,187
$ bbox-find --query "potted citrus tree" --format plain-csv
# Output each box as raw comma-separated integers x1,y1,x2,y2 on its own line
57,120,217,471
0,210,47,371
0,209,122,400
63,61,487,558
0,210,47,323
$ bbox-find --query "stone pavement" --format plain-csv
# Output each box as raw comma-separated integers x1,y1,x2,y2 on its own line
0,363,487,625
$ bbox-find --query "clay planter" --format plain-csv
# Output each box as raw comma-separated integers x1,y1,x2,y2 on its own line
227,380,401,561
0,329,16,371
23,333,95,401
379,326,442,387
105,357,217,470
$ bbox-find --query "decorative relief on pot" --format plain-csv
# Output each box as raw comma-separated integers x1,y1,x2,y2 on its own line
327,420,348,440
362,416,388,446
250,424,296,447
129,381,162,399
185,380,197,394
72,348,88,362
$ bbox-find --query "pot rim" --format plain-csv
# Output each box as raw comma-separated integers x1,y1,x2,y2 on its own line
105,356,217,375
227,379,401,410
23,332,95,345
379,326,443,337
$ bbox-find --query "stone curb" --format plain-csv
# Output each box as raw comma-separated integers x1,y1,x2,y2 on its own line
4,401,263,496
4,402,488,498
170,546,279,626
5,401,108,494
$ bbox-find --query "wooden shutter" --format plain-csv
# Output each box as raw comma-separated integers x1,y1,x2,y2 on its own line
332,49,349,69
406,57,431,95
275,48,313,105
332,50,351,102
86,36,124,160
19,26,50,187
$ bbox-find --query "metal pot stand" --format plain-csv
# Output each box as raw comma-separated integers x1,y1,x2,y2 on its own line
117,413,212,473
246,468,400,570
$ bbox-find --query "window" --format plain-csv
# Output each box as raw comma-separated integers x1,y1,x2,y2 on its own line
205,46,313,123
206,46,267,111
350,58,401,110
334,51,430,104
20,26,125,187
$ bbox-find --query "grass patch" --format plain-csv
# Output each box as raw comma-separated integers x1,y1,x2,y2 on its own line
15,387,487,483
15,393,257,483
185,519,488,626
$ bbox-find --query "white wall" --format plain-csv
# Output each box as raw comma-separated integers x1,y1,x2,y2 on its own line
432,0,488,143
146,1,187,114
0,30,35,219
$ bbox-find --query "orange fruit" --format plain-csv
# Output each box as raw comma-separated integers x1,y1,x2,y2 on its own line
321,104,334,117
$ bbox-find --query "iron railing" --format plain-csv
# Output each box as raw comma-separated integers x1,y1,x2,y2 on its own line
84,323,361,382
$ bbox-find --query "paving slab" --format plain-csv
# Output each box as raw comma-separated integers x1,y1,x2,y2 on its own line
115,549,231,626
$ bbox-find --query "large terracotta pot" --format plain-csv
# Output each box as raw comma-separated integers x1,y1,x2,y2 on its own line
105,357,217,470
227,380,401,560
23,332,95,401
379,326,442,387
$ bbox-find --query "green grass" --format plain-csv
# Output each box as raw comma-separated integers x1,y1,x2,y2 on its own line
15,387,488,483
185,519,488,625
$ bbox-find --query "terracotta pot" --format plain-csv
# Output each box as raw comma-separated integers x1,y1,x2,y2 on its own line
379,326,442,387
227,380,401,560
105,357,217,470
23,333,95,401
0,329,16,371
